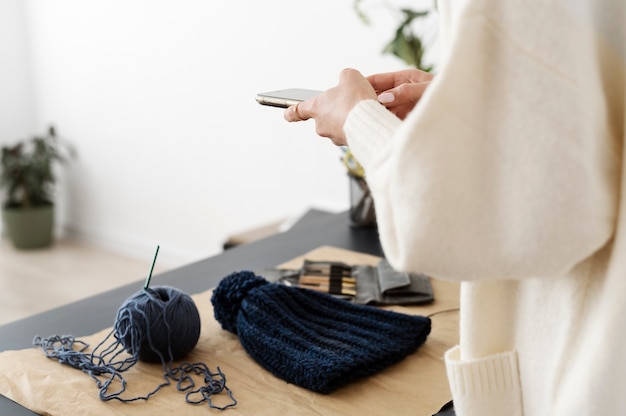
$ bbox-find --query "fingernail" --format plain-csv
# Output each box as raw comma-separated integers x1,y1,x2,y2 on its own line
378,92,395,104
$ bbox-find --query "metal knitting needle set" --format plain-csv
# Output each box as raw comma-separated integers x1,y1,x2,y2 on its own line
33,247,434,410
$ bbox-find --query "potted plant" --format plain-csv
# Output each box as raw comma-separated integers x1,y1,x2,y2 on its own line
353,0,435,71
1,126,74,249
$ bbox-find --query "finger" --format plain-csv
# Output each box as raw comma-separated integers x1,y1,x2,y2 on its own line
284,101,307,122
339,68,378,101
339,67,366,84
366,72,398,93
378,81,430,108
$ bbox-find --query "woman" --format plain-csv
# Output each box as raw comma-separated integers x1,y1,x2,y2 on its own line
285,0,625,415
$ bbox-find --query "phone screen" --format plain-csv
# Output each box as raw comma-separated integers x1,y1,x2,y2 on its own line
256,88,322,108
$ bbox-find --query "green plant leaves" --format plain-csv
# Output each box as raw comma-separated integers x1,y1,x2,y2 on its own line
352,1,433,70
382,8,431,70
0,126,74,208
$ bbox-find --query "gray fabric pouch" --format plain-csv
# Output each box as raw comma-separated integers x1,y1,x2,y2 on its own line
261,259,434,306
351,259,434,305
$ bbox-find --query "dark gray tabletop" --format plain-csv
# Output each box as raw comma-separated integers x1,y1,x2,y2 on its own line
0,210,383,414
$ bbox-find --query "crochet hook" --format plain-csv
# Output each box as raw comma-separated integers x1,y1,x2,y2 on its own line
144,245,160,290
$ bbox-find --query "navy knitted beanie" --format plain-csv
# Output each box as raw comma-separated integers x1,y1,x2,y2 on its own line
211,270,431,394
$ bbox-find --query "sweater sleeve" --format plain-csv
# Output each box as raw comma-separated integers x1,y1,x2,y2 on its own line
344,0,621,281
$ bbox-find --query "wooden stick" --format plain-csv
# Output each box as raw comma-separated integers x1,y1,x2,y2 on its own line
299,275,356,285
299,284,357,297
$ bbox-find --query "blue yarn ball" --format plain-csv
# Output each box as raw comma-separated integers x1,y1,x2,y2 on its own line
211,271,268,334
115,286,201,363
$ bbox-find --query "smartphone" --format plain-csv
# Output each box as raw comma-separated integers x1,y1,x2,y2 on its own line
256,88,322,108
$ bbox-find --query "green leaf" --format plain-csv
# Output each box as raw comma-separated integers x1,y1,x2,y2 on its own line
400,8,429,22
0,126,74,208
382,26,426,69
352,0,371,25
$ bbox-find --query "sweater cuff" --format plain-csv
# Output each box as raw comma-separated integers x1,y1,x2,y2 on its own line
445,346,524,416
344,99,401,172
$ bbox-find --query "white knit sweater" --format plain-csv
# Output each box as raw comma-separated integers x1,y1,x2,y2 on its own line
344,0,626,415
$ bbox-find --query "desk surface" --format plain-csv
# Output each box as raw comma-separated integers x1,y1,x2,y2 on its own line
0,211,385,415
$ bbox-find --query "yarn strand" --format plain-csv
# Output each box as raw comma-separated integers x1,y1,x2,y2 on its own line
33,285,236,410
33,331,236,408
174,363,238,410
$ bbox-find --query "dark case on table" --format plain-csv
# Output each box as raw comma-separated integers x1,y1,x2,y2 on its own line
349,259,434,305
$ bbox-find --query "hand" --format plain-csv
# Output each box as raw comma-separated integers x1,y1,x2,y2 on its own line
284,68,378,147
367,68,434,120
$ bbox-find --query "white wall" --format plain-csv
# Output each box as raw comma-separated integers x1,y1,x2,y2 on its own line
14,0,438,268
0,0,36,144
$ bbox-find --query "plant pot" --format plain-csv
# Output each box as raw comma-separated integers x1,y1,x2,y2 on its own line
348,173,376,228
1,205,54,249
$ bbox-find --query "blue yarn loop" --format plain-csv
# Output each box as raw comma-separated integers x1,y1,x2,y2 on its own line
212,270,432,394
33,285,236,410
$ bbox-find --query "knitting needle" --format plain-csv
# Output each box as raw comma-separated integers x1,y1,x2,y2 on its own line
144,245,160,290
299,274,357,295
299,282,357,291
303,267,353,277
300,284,357,297
299,275,356,286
